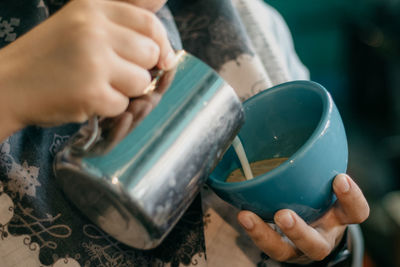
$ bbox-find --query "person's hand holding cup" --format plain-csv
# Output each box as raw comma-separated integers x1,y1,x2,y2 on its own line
208,81,369,263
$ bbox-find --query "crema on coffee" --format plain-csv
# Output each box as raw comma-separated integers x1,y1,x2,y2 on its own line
226,157,288,183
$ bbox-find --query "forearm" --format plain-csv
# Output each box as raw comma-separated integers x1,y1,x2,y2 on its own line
0,88,23,142
0,51,24,142
0,114,22,142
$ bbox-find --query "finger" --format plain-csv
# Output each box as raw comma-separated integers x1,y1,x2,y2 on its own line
108,22,160,69
237,211,297,262
116,0,167,12
274,210,340,261
94,85,130,118
101,1,177,70
332,174,370,224
109,56,152,97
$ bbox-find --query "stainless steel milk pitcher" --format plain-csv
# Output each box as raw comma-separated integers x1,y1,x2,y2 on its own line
54,51,244,249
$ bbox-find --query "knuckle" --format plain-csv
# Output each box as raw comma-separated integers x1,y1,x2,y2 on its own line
248,229,264,244
146,41,160,66
81,84,104,106
68,29,108,67
75,0,103,18
70,98,93,123
76,0,94,9
79,92,94,110
108,97,130,117
85,50,106,72
271,250,291,262
354,204,370,223
362,206,371,221
69,4,97,27
79,24,107,45
143,70,152,85
118,98,130,112
84,85,126,117
311,244,331,261
74,111,89,124
142,12,162,40
140,67,152,81
134,70,152,95
68,8,106,45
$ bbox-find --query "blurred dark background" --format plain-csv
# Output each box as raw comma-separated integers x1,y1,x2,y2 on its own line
264,0,400,266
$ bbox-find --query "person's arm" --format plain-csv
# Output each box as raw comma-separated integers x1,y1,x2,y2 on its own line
124,0,167,12
0,83,22,142
0,0,176,143
237,174,369,264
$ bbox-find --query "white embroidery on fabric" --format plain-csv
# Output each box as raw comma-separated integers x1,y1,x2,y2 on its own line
0,140,78,266
7,161,40,200
9,202,72,250
0,187,79,266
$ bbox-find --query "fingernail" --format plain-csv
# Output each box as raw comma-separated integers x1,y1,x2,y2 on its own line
239,214,254,230
163,51,177,70
276,211,295,229
335,174,350,193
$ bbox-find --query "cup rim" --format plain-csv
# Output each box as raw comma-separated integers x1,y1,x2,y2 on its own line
208,80,333,190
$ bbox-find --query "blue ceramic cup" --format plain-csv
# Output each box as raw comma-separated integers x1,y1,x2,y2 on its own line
208,81,348,223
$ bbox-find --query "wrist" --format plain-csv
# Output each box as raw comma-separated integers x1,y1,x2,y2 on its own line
0,86,24,141
0,113,23,142
0,49,25,141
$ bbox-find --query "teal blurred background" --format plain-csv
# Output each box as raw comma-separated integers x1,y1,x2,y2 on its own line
265,0,400,266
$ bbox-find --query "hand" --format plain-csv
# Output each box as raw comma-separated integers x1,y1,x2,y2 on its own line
237,174,369,264
125,0,168,12
93,66,177,154
0,0,176,137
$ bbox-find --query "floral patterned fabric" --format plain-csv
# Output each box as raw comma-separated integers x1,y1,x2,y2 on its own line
0,0,310,266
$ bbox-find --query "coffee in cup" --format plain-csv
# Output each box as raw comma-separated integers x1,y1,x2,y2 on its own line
226,157,289,183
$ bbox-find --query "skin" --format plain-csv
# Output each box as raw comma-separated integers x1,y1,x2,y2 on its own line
238,174,370,264
0,0,176,141
0,0,370,264
129,0,168,12
132,3,371,263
